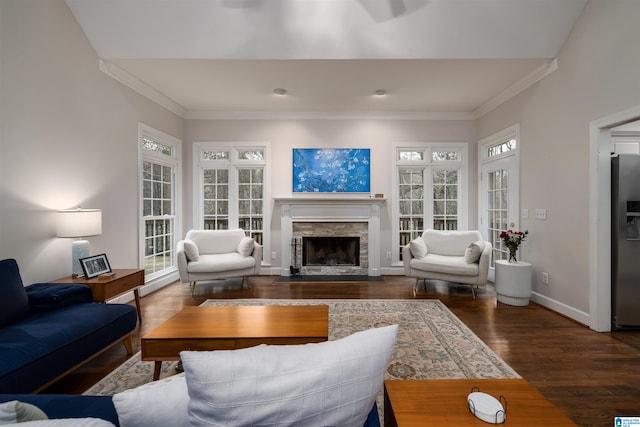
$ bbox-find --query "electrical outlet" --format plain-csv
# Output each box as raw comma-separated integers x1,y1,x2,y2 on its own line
271,251,277,260
386,251,392,259
542,272,549,284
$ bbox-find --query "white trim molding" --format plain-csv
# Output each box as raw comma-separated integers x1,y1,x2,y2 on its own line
99,60,187,117
474,59,558,119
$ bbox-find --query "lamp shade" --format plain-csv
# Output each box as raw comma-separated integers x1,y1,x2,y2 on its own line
56,209,102,238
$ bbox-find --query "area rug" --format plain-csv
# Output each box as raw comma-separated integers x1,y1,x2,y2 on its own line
85,299,519,398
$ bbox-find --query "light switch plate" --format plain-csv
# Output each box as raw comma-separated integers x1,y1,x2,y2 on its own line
535,209,547,220
521,209,529,219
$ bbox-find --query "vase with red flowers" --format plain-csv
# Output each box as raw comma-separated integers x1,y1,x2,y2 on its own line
499,229,529,262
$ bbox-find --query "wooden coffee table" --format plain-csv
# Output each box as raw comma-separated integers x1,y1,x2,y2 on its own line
141,305,329,380
384,379,577,426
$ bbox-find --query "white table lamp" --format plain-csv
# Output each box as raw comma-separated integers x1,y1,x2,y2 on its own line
56,208,102,277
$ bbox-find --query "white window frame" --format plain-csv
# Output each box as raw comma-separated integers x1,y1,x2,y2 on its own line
138,123,182,282
392,142,468,265
193,141,270,264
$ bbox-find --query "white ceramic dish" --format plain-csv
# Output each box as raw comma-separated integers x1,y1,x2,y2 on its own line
467,391,506,424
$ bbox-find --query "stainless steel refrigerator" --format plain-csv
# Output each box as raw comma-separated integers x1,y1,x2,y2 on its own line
611,154,640,329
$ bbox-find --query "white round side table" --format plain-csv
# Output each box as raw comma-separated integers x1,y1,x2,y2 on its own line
494,260,532,306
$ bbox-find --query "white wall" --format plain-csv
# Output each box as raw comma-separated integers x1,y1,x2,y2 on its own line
0,0,184,284
476,0,640,318
185,118,476,271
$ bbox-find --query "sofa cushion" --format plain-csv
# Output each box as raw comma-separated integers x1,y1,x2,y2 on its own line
182,239,199,261
237,236,255,257
113,374,188,427
422,230,482,256
0,303,137,394
186,253,256,274
409,238,428,259
464,240,486,264
186,229,245,255
25,283,92,312
0,259,30,328
180,324,398,427
410,254,479,276
0,400,48,422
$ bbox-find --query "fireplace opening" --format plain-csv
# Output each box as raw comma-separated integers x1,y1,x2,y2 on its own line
302,237,360,266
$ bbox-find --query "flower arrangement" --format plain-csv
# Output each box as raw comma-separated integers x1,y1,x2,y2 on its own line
499,229,529,262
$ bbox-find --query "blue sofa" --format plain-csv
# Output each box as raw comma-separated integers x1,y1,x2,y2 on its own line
0,258,138,394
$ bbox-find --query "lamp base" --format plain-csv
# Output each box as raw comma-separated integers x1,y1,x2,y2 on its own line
71,240,90,277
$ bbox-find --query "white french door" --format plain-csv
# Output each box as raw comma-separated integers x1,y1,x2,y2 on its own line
479,125,520,281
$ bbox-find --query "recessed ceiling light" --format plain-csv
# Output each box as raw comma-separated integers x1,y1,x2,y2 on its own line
273,88,287,96
374,89,387,96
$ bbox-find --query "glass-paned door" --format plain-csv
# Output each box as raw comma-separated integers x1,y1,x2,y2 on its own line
398,168,424,261
238,167,264,245
480,126,520,280
433,168,459,230
203,168,229,230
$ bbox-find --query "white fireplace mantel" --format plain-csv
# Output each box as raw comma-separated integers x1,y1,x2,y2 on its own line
275,197,386,277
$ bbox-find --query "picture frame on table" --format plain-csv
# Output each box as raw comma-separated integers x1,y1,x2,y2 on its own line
79,253,112,279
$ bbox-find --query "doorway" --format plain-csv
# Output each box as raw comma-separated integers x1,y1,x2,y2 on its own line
590,107,640,332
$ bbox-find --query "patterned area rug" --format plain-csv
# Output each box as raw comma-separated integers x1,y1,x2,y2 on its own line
85,299,519,398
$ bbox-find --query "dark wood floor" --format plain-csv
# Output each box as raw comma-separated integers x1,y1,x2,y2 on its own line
43,275,640,426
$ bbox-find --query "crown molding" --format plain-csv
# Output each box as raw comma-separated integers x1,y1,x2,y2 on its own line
100,58,556,122
183,110,475,121
99,59,187,118
474,58,558,119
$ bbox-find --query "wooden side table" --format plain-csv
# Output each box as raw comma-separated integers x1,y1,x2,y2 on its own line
494,260,532,306
384,379,576,426
52,269,144,322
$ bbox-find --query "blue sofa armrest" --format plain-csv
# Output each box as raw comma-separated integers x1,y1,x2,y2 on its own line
0,394,119,425
0,395,379,427
25,283,93,311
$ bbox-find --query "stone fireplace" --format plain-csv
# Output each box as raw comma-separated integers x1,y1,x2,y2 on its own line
275,197,385,276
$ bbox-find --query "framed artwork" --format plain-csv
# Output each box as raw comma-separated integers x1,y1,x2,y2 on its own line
79,253,112,279
292,148,371,193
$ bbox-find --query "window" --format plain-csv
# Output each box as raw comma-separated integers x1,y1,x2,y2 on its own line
139,124,181,279
394,144,467,262
195,142,269,248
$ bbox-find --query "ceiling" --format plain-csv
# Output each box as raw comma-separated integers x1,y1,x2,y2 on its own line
65,0,589,119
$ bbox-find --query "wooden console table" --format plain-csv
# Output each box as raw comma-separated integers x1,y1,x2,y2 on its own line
52,269,144,323
384,379,576,426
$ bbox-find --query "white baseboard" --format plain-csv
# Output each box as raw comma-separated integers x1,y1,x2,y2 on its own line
530,292,590,327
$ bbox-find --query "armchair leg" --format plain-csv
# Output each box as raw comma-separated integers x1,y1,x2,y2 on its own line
470,284,476,299
190,282,196,296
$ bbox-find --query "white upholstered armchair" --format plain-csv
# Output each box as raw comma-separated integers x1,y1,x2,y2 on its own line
177,229,262,294
402,230,492,298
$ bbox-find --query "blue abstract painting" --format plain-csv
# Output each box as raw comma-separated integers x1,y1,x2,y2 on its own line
293,148,371,193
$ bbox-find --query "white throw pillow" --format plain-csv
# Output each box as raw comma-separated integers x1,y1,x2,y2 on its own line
181,324,398,427
15,420,114,427
0,400,47,423
112,373,189,427
410,238,428,259
237,236,255,257
183,239,199,261
464,240,486,263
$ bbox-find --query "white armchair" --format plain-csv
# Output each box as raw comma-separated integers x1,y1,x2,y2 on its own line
177,229,262,294
402,230,492,298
